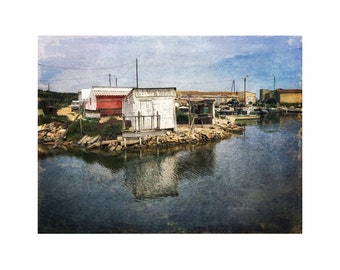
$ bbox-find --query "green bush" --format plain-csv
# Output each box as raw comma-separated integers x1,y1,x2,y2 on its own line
176,110,189,124
99,122,122,139
38,115,70,126
67,119,99,140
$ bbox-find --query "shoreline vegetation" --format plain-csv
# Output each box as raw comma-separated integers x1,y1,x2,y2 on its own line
38,112,244,155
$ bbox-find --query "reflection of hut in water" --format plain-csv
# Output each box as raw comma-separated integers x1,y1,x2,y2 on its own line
125,155,178,200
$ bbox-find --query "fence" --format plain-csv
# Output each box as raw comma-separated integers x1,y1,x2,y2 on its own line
122,111,161,132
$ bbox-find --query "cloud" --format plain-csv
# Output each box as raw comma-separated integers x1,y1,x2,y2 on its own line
38,36,302,95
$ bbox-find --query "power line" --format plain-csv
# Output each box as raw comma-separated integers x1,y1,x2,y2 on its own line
39,74,107,82
38,60,135,71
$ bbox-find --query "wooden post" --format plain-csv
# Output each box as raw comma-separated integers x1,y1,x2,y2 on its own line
138,111,141,131
142,115,145,130
134,116,137,132
188,102,192,126
151,114,154,130
122,115,126,131
80,117,83,135
156,111,160,129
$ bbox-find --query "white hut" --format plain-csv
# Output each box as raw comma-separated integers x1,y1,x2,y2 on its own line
122,88,177,131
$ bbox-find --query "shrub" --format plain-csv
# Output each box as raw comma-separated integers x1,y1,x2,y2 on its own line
176,110,189,124
99,122,122,139
38,115,70,126
67,119,99,140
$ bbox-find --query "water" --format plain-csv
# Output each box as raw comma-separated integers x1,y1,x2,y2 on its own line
38,114,302,233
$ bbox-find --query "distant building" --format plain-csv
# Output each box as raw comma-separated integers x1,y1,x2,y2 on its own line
122,88,177,131
77,88,91,102
260,89,273,102
260,88,302,105
176,90,256,105
234,91,257,104
275,89,302,105
84,86,132,117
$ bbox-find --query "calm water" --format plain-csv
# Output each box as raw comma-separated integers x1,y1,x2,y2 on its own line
38,114,302,233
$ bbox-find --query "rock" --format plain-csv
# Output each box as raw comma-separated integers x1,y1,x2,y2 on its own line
77,135,88,145
101,139,118,145
88,135,100,144
125,139,140,146
87,141,101,149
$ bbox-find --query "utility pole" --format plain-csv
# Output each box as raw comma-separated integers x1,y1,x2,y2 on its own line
109,74,112,87
242,75,249,103
136,58,139,88
231,80,235,93
115,77,118,87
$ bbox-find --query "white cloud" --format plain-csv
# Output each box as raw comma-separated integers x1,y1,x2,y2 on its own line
38,36,302,94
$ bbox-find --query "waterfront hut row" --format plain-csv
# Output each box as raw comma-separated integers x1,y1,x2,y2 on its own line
77,86,179,133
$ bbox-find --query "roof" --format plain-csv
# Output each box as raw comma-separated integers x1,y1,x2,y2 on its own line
177,90,248,97
188,96,215,103
92,87,133,96
126,87,176,98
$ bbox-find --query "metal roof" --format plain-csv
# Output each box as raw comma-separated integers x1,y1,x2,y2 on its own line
92,87,133,96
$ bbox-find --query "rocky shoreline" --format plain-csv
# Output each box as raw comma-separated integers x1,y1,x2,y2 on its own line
38,119,244,154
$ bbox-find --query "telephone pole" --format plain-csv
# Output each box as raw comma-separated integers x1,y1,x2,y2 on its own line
231,80,235,92
136,58,139,88
242,75,249,103
115,77,118,87
109,74,112,87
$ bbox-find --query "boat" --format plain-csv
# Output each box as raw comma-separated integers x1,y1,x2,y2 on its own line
226,114,260,124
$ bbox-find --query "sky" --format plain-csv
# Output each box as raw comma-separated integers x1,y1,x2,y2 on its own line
38,36,302,97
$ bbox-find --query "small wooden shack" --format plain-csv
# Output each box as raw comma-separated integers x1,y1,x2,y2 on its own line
122,88,177,132
188,97,216,125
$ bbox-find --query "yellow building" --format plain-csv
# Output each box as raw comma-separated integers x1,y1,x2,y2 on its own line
235,91,257,104
275,89,302,105
261,88,302,105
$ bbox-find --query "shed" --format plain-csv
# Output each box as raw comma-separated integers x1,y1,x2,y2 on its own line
78,88,91,102
188,97,216,125
84,86,133,117
122,88,177,132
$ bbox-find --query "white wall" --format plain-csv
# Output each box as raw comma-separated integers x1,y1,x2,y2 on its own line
122,88,177,131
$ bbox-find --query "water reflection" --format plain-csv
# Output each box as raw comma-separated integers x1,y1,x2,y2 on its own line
112,143,217,200
38,114,302,233
124,154,178,200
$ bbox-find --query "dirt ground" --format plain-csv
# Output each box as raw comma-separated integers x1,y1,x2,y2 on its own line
57,106,79,121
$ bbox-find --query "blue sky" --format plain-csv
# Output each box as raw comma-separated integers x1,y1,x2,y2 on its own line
38,36,302,97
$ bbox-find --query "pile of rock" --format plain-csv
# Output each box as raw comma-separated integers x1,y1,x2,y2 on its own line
38,121,244,152
74,123,243,152
38,123,66,144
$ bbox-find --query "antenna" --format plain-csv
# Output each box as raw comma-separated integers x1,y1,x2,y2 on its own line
136,58,139,88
